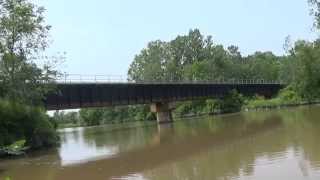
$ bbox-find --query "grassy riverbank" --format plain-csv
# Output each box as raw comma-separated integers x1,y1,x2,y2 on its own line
245,98,320,110
244,87,320,110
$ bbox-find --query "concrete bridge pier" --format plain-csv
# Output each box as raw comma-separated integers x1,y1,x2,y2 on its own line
151,102,175,124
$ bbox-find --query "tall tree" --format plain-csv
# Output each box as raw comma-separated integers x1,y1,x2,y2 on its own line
128,29,230,82
0,0,57,105
128,40,169,81
291,40,320,101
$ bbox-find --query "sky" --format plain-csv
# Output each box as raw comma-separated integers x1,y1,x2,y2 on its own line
35,0,317,76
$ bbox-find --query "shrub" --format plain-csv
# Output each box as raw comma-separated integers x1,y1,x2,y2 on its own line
245,87,303,109
216,90,244,113
0,99,58,149
174,100,207,117
278,87,301,103
205,99,218,114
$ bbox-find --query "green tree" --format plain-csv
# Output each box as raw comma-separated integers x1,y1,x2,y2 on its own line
216,90,244,113
53,111,79,125
128,40,169,81
243,52,280,81
79,108,104,126
0,99,58,148
0,0,57,105
290,40,320,101
128,29,222,82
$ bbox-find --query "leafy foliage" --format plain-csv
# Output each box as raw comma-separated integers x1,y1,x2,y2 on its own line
0,99,58,148
128,29,285,83
174,100,207,117
290,40,320,101
216,90,244,113
246,88,302,109
55,105,157,127
0,0,58,105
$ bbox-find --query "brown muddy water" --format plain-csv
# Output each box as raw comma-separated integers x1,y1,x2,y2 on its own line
1,105,320,180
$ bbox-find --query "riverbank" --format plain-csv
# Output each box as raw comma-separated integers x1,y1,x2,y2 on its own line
173,101,320,120
0,100,59,159
56,99,320,130
0,140,30,158
245,99,320,111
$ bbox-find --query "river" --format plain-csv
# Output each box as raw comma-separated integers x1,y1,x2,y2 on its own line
1,105,320,180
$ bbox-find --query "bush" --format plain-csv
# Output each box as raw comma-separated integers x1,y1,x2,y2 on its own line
204,99,218,114
216,90,244,113
0,99,59,149
245,87,303,109
246,97,282,109
278,87,301,103
79,108,104,126
174,100,207,117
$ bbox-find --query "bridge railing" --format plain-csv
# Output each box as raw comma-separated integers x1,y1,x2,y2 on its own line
54,74,284,85
56,74,129,83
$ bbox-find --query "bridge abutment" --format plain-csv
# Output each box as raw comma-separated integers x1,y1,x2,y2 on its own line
151,102,174,124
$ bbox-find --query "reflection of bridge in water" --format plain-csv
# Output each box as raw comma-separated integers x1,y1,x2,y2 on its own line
45,74,285,123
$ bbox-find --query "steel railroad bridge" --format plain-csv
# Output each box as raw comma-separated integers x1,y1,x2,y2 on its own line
45,74,284,123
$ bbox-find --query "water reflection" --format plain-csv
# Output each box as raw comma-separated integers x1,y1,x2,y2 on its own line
58,128,119,166
1,106,320,180
140,106,320,180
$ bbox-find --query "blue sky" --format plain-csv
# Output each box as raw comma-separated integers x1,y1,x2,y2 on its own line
36,0,317,75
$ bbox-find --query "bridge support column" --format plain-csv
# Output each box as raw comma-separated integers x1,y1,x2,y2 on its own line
151,102,174,124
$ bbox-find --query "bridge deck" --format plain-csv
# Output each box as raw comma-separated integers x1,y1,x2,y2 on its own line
44,82,284,110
